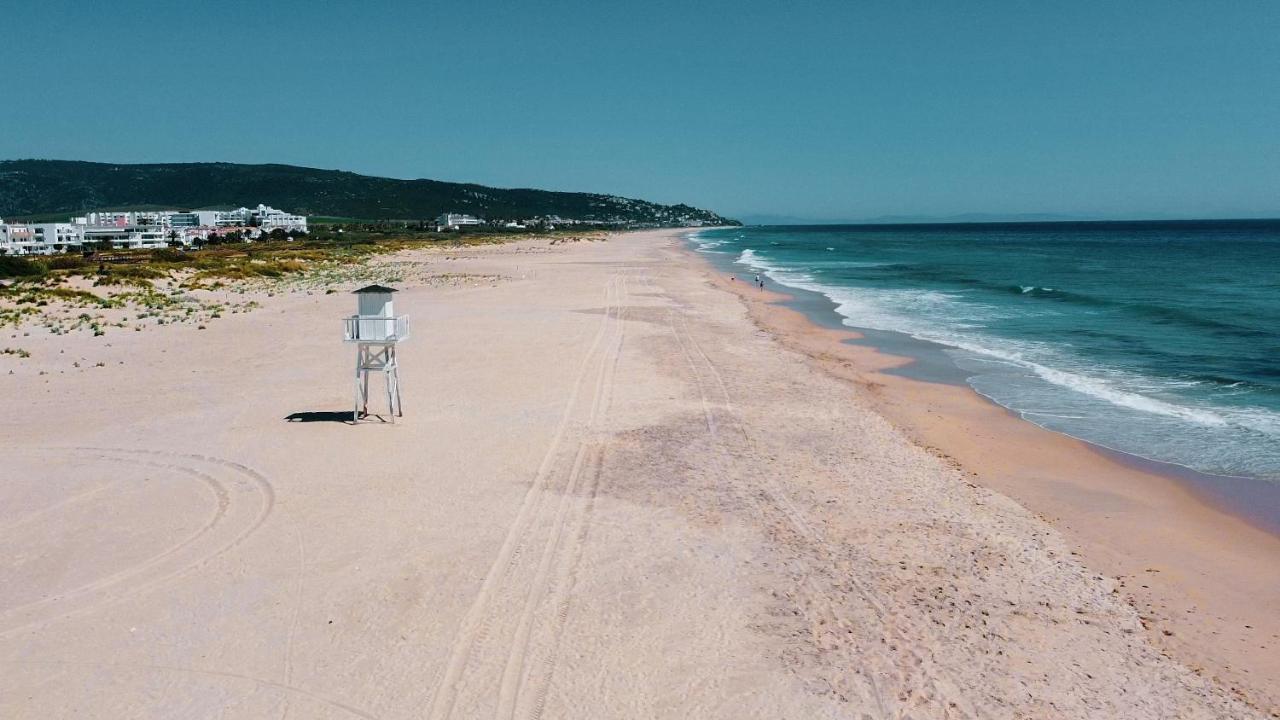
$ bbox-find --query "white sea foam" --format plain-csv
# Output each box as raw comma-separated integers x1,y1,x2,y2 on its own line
688,230,728,252
737,248,789,273
732,247,1280,477
1024,360,1229,426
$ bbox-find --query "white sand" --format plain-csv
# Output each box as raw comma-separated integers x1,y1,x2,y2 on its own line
0,230,1266,718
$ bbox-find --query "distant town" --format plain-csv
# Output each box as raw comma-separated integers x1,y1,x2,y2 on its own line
0,207,717,256
0,205,308,256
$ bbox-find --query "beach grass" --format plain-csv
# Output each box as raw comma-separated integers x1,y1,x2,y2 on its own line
0,230,601,339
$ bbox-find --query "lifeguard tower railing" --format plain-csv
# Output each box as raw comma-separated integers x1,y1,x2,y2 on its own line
343,315,410,344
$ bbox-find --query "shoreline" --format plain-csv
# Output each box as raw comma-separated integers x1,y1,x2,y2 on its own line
765,255,1280,538
692,230,1280,535
680,234,1280,712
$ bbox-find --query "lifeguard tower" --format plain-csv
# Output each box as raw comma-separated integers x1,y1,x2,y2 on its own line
343,285,409,423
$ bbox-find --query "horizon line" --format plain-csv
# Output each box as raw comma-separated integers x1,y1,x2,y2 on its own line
735,215,1280,227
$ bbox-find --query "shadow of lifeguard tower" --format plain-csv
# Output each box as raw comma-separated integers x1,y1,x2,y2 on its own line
343,285,409,423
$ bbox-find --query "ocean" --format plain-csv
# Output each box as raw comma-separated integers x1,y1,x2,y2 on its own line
691,220,1280,485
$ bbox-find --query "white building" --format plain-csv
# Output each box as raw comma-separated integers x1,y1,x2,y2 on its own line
2,203,308,255
0,219,10,254
249,204,308,233
80,224,168,251
0,221,39,255
76,211,132,227
0,219,171,255
74,206,305,234
167,210,230,228
29,223,84,254
435,213,483,229
166,211,201,228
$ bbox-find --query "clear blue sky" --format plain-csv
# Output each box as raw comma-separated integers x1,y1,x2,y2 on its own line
3,0,1278,221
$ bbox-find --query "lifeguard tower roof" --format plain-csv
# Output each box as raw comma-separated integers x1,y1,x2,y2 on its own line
353,284,398,294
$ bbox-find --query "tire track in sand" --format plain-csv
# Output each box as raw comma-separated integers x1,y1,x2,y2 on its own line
0,447,275,639
497,272,631,720
426,272,628,720
3,450,365,717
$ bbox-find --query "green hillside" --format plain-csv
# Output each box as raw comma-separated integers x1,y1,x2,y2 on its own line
0,160,739,226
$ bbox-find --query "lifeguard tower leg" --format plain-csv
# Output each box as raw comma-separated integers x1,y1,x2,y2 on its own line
361,367,371,418
354,353,363,422
386,372,395,424
393,369,403,417
355,370,367,422
393,348,403,417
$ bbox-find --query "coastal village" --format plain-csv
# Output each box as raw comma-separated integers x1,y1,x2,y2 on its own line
0,205,309,255
0,208,713,256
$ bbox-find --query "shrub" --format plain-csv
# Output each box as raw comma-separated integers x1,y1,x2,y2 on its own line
47,255,90,270
103,265,165,280
0,256,46,279
149,248,189,263
47,288,113,307
94,264,165,287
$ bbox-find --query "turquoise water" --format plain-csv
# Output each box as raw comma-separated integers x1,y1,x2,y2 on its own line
693,221,1280,482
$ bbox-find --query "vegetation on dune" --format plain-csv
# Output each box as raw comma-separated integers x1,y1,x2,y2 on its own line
0,225,508,281
0,229,596,346
0,256,46,278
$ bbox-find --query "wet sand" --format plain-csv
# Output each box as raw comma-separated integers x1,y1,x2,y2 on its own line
699,244,1280,714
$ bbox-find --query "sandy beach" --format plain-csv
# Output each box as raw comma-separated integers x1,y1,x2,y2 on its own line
708,254,1280,715
2,228,1275,718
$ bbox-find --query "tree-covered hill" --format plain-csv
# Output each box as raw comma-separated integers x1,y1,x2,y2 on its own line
0,160,739,226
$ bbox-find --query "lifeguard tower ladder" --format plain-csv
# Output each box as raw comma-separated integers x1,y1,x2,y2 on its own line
343,285,409,423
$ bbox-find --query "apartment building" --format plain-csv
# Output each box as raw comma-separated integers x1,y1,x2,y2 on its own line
0,220,38,255
29,224,84,254
80,225,169,251
435,213,484,229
